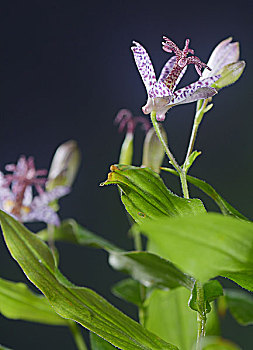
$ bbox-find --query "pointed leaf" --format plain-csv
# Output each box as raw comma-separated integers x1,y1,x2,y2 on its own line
112,278,143,307
0,210,177,350
140,213,253,290
101,165,205,224
0,277,67,325
38,219,121,252
109,251,194,290
161,167,248,220
225,289,253,326
90,332,116,349
183,151,201,173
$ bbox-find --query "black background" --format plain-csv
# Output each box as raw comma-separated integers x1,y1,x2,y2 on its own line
0,0,253,348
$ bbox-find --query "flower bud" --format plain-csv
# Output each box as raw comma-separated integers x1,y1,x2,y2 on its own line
142,126,167,173
47,140,81,190
212,61,246,90
118,132,134,165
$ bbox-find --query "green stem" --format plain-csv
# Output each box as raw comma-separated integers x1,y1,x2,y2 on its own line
196,282,206,350
150,111,189,199
68,321,88,350
184,99,208,168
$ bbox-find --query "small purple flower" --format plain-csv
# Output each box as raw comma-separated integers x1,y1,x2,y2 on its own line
115,109,151,135
131,38,221,121
0,156,69,226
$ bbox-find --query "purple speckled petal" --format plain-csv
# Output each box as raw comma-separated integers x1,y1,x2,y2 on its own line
131,41,157,93
158,56,177,82
149,81,171,98
202,37,240,78
175,87,217,105
170,75,220,105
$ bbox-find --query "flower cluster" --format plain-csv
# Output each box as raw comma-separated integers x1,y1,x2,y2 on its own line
0,156,70,226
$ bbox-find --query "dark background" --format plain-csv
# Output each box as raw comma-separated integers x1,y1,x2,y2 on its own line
0,0,253,348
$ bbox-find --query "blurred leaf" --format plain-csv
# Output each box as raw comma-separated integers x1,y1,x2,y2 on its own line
38,219,121,252
161,167,248,220
0,210,177,350
189,280,223,314
0,345,13,350
225,289,253,325
109,251,194,290
0,277,67,325
202,336,241,350
101,165,205,224
139,213,253,290
145,288,197,350
111,278,143,307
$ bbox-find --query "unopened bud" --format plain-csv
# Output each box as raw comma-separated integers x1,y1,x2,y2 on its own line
212,61,246,90
142,126,167,173
47,140,81,190
119,132,134,165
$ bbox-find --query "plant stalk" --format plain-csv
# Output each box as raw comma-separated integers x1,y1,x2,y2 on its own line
68,321,88,350
150,111,189,198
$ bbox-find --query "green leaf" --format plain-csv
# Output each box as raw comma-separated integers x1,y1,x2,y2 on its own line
202,337,241,350
161,167,248,220
37,219,121,252
100,165,205,224
225,289,253,325
139,213,253,290
145,288,198,350
109,251,194,290
0,277,67,325
189,280,223,315
0,210,177,350
90,332,116,349
111,278,143,307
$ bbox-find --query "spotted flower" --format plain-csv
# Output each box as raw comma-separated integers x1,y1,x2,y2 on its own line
0,156,70,226
131,38,221,121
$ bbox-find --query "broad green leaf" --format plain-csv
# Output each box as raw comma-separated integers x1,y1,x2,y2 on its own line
202,337,241,350
225,289,253,325
140,213,253,290
90,332,116,349
161,167,248,220
109,251,194,290
0,210,177,350
145,288,197,350
189,280,223,314
101,165,205,224
111,278,143,307
0,277,67,325
145,288,220,350
37,219,120,252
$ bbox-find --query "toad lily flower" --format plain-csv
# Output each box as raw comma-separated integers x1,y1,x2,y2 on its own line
0,156,70,226
131,38,221,121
